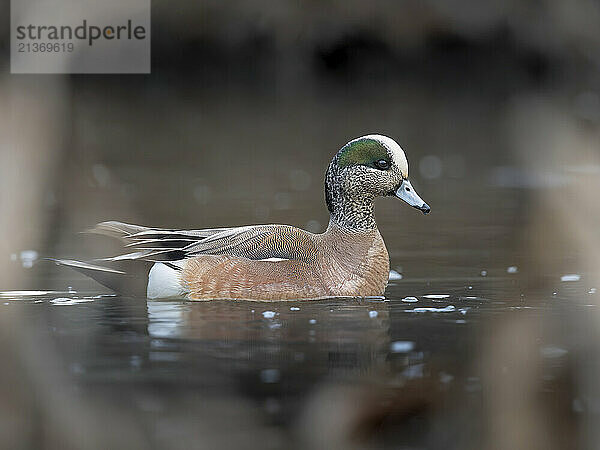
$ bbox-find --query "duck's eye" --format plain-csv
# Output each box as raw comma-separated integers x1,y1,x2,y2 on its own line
375,159,390,170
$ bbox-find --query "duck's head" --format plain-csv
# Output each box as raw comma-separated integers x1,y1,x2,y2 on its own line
326,134,430,229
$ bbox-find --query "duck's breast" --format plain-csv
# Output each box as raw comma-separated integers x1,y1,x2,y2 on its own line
317,227,390,297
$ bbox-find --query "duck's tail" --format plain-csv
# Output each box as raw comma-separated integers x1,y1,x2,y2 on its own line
52,220,228,297
47,258,153,297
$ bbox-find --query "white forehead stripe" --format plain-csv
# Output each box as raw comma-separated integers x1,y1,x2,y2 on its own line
362,134,409,177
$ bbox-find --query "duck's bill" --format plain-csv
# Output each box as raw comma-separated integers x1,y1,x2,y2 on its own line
394,180,431,214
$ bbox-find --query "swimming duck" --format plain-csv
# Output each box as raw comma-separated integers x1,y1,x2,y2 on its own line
56,134,430,300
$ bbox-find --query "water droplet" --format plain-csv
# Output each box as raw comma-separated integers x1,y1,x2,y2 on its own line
540,346,568,359
507,266,518,274
390,341,415,353
368,310,378,318
20,250,38,268
561,274,581,282
406,305,456,313
480,270,487,277
308,319,316,324
50,297,93,306
388,269,403,281
262,311,276,319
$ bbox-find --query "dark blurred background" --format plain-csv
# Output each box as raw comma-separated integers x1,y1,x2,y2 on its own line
1,1,600,449
2,0,600,271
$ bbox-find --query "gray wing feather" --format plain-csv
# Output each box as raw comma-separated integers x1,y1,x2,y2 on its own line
89,221,316,263
88,221,232,241
184,225,316,261
86,221,152,241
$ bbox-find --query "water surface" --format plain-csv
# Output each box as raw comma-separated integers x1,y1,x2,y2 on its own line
2,263,592,448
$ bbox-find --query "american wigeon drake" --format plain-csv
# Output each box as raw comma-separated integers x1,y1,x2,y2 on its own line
56,134,430,301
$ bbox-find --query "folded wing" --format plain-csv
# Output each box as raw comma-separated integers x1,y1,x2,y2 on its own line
90,221,317,263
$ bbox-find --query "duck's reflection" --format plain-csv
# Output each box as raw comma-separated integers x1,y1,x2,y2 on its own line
147,301,188,338
146,299,391,375
143,298,459,448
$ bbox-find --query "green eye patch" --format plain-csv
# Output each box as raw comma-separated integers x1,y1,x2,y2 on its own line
337,138,390,169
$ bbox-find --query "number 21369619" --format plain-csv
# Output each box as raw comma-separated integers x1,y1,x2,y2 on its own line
18,42,74,52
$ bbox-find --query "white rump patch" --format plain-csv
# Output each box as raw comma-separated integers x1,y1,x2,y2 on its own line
147,262,186,299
